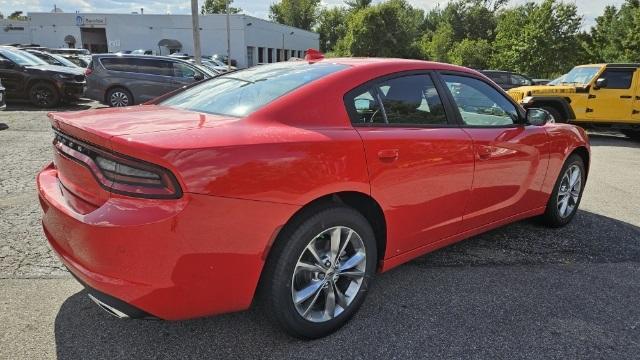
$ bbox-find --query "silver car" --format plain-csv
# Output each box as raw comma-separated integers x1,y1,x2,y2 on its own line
86,54,215,107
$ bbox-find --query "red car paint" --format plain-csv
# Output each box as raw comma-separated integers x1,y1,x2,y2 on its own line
38,58,590,320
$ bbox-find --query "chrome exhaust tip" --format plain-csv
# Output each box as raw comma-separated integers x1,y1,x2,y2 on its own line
87,293,130,319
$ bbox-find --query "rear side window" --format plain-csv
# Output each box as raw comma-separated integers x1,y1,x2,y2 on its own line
347,74,448,125
511,74,532,86
100,57,134,72
161,62,347,117
101,57,173,76
485,72,510,84
599,69,635,89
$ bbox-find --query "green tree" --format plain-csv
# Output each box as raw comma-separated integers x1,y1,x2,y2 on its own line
492,0,583,77
449,38,493,68
316,7,348,53
585,0,640,62
269,0,321,31
8,11,27,20
201,0,241,15
345,0,372,11
418,23,454,62
335,0,423,58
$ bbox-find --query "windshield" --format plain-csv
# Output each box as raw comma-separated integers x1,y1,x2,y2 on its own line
0,48,48,66
161,61,348,117
558,66,600,85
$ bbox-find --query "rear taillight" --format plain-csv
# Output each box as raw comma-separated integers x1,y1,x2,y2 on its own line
53,130,181,199
84,68,93,76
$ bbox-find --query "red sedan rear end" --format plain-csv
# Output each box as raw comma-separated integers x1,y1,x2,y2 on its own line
38,57,589,338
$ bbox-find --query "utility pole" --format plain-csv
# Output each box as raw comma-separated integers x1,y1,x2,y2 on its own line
226,0,231,71
191,0,202,65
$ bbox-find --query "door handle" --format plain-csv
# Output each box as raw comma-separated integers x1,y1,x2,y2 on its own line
477,145,492,160
377,149,399,161
620,95,632,99
633,110,640,115
588,94,596,99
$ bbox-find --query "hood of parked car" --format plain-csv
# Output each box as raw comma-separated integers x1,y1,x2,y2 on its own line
507,84,583,102
25,64,85,76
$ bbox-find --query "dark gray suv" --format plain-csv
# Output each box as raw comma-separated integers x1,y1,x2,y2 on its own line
86,55,215,107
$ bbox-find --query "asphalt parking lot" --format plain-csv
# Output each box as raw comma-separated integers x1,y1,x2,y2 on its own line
1,101,639,359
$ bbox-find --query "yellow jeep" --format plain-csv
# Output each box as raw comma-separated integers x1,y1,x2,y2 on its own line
508,64,640,139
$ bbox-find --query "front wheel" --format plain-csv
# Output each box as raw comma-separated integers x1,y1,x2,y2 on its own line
29,82,60,108
540,106,565,123
260,205,377,339
542,154,586,227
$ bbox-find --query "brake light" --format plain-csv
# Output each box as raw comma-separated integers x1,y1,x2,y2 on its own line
53,130,182,199
85,68,93,76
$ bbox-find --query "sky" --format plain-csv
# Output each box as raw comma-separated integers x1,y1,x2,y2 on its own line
0,0,627,29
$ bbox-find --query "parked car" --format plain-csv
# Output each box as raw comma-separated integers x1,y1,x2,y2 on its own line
48,48,92,63
39,57,590,339
24,49,81,69
0,46,86,107
532,78,551,85
507,63,640,139
0,79,5,110
481,70,534,90
86,54,216,107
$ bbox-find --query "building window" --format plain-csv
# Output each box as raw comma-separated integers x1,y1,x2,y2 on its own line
268,48,273,63
258,47,264,64
277,49,281,62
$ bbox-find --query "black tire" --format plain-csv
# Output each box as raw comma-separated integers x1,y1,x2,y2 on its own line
621,129,640,141
29,82,60,108
106,87,133,107
541,106,565,123
542,154,586,227
260,205,377,339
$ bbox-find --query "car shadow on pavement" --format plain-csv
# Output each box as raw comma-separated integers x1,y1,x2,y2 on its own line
5,99,100,112
588,133,640,148
53,210,640,359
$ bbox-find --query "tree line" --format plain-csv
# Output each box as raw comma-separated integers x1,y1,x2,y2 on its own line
203,0,640,78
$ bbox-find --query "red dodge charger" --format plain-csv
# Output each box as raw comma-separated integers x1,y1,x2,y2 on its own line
38,54,589,338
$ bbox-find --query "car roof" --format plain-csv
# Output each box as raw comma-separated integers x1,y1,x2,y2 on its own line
314,57,482,76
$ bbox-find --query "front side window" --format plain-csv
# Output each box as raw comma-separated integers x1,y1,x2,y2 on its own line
598,69,635,89
443,74,519,126
161,62,348,117
173,62,196,78
348,74,448,125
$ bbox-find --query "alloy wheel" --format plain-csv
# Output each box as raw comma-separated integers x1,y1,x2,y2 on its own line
556,164,582,218
34,88,54,106
291,226,366,323
110,92,130,107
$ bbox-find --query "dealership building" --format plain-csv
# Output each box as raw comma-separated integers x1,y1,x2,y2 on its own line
0,12,319,68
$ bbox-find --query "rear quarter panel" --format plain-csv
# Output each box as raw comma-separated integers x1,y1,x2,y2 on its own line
541,123,590,195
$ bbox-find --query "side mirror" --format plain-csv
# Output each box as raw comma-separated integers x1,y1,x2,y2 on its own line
0,59,15,69
525,108,554,126
594,77,607,89
193,73,204,81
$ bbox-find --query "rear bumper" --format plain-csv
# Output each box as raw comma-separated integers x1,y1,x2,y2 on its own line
38,162,299,320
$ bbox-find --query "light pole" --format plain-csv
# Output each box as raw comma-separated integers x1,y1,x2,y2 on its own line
190,0,202,65
281,31,294,61
226,0,231,71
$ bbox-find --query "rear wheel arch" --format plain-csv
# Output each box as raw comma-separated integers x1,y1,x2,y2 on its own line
261,191,387,278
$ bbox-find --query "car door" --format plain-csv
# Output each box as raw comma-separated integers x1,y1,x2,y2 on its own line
347,72,475,255
439,73,549,231
587,67,637,122
130,58,177,102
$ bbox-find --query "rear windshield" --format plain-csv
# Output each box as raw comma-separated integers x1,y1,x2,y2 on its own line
160,61,348,117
